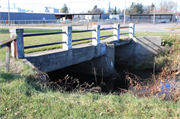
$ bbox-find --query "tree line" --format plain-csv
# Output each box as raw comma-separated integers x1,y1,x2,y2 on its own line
60,0,178,14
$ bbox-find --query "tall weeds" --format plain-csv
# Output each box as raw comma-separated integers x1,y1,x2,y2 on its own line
123,24,180,102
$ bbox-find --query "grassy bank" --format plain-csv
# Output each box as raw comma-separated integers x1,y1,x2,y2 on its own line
0,68,179,118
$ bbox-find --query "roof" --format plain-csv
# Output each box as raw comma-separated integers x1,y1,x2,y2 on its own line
55,13,102,15
130,13,179,16
150,13,179,16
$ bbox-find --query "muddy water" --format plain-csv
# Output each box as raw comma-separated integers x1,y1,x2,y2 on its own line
47,65,154,92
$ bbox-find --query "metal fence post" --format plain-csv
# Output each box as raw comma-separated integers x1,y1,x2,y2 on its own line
62,26,72,50
9,29,24,59
129,23,135,39
113,24,120,40
92,25,100,45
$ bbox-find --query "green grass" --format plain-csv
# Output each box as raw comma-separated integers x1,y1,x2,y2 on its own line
0,68,179,118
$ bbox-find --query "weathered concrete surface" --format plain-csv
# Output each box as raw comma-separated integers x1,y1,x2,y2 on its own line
25,40,123,77
115,36,164,65
63,43,116,77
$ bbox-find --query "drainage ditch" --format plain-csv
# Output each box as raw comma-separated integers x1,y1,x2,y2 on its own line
47,64,154,93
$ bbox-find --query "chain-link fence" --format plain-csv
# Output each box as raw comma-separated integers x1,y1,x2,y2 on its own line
0,19,127,26
0,18,173,27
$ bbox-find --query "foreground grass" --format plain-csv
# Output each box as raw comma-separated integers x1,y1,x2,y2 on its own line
0,69,179,118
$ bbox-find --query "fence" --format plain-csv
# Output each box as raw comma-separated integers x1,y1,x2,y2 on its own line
0,23,135,72
130,19,170,23
0,19,126,26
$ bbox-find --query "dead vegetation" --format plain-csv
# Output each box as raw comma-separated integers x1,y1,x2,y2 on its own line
119,32,180,102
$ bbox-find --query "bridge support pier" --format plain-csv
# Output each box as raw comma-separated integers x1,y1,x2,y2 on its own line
61,43,115,77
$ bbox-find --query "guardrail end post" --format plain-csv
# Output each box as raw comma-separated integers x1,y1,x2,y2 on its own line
129,23,135,40
92,25,100,46
62,26,72,50
9,28,24,59
113,24,120,40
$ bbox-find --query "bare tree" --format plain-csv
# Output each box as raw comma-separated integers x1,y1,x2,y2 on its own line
108,1,111,14
143,3,155,14
91,8,105,14
157,0,177,13
90,5,105,14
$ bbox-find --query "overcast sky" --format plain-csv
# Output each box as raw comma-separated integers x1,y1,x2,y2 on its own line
0,0,179,13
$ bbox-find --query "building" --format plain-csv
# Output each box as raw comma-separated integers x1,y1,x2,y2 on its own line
0,12,114,24
130,13,177,23
0,12,55,20
55,13,104,21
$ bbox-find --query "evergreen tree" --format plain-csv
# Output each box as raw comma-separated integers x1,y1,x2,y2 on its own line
113,7,117,14
61,4,69,13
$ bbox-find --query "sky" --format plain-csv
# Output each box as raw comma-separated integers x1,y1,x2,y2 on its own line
0,0,180,13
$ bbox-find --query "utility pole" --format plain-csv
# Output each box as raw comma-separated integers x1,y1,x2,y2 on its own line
124,0,126,25
8,0,10,25
153,0,156,24
176,2,178,23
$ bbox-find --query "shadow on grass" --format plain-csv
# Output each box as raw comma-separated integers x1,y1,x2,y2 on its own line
0,71,48,97
0,72,15,82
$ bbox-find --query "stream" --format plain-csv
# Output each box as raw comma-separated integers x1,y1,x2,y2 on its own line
48,64,154,92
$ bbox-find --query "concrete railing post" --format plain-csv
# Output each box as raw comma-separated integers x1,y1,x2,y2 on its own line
9,28,24,59
129,23,135,39
92,25,100,46
62,26,72,50
113,24,120,40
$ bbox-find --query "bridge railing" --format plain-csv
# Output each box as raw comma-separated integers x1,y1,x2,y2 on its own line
23,32,66,49
0,23,135,72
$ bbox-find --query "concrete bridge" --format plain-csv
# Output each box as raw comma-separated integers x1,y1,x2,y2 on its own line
8,24,163,77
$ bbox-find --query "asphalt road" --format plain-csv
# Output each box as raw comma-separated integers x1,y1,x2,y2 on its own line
0,22,179,33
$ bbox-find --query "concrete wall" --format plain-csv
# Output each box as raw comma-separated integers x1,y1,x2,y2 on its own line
26,43,115,77
115,36,163,65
